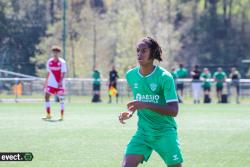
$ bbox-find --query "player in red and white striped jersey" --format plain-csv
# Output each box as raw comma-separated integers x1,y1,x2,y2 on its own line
43,45,67,121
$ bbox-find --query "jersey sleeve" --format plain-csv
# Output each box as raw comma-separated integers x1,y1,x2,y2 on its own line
184,69,188,77
200,73,204,78
162,74,178,103
213,72,217,78
207,73,210,78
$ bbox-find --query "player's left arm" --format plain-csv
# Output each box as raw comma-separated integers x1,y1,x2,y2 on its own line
127,101,178,117
44,60,50,89
44,72,49,89
58,72,65,87
59,60,67,88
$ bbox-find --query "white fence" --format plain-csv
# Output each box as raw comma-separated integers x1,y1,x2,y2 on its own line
0,78,130,102
0,78,250,102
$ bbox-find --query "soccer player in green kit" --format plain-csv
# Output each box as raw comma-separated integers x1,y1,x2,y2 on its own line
213,67,227,103
119,37,183,167
175,64,188,103
201,68,212,103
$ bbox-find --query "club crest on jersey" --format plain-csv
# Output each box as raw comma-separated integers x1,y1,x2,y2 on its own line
134,83,138,89
150,83,157,91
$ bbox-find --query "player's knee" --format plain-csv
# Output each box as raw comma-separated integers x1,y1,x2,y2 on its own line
168,163,182,167
45,94,50,101
122,161,137,167
122,159,139,167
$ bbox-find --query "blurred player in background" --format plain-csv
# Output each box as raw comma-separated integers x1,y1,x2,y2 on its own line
119,37,183,167
175,63,188,103
171,67,177,82
190,65,202,104
108,66,119,104
92,68,102,103
229,67,241,104
200,68,212,103
43,45,67,121
213,67,227,103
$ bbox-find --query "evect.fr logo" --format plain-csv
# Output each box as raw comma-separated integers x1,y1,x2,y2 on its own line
0,152,33,161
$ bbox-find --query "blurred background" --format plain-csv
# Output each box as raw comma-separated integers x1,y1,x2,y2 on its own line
1,0,250,77
0,0,250,102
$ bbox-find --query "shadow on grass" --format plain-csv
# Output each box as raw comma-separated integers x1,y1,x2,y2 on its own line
42,118,63,122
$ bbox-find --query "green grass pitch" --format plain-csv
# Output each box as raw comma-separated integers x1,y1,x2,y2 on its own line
0,102,249,167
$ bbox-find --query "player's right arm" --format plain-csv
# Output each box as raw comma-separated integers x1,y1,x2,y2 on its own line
44,72,49,89
44,60,50,89
118,70,134,124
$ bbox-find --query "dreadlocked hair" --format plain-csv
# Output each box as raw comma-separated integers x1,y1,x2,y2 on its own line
142,36,163,62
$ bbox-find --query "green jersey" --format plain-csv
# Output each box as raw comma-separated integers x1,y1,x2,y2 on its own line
200,72,211,88
213,72,226,87
92,70,101,85
175,68,188,84
126,66,178,136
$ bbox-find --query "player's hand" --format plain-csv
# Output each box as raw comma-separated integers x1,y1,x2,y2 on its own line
127,101,146,112
118,111,133,124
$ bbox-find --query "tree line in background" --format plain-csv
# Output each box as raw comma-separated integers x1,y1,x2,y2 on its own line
0,0,47,75
0,0,250,78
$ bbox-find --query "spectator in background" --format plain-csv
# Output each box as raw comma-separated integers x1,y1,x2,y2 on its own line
213,67,227,103
175,63,188,103
229,67,241,104
13,80,23,97
171,67,182,102
190,65,202,104
108,66,119,104
200,68,212,103
92,68,101,103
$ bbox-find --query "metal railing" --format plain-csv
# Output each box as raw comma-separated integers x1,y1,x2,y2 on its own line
0,78,249,102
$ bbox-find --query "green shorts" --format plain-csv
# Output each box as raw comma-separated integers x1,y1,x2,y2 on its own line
125,132,183,166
